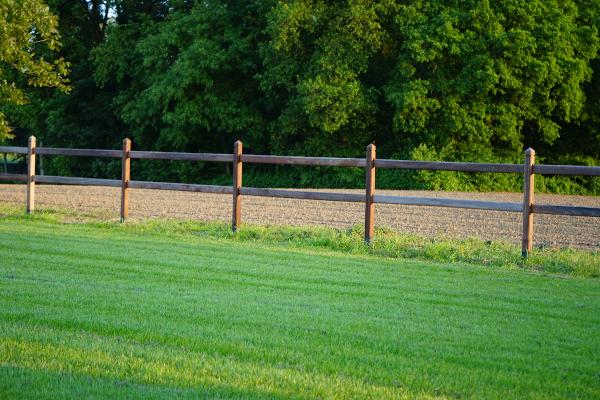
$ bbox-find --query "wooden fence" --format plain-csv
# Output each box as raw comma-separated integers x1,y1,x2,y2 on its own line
1,135,600,256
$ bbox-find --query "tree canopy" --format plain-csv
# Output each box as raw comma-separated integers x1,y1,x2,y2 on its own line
0,0,69,140
3,0,600,193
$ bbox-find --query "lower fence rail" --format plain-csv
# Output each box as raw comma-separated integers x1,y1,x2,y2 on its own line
0,174,27,182
129,181,233,194
533,204,600,217
35,176,121,187
240,187,364,202
374,195,523,213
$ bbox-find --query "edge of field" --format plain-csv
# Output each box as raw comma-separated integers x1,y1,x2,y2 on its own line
0,204,598,279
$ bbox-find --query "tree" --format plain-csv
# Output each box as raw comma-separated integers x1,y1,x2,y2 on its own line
3,0,599,192
94,0,268,154
385,0,600,164
260,0,398,156
0,0,69,141
9,1,168,178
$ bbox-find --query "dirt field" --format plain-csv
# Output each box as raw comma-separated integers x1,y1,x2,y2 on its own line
1,184,599,249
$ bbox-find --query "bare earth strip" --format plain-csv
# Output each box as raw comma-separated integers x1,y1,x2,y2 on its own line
1,184,599,249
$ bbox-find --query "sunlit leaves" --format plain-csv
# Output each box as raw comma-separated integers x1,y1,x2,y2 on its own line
386,0,600,161
0,0,69,140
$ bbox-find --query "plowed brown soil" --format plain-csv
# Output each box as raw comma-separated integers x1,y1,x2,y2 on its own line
1,184,599,249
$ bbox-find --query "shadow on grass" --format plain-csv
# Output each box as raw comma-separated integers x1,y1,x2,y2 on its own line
0,365,298,400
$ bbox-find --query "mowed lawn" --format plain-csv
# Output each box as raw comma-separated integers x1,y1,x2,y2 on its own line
0,218,599,399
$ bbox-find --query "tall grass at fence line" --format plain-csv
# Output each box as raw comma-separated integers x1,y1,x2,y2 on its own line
1,205,597,278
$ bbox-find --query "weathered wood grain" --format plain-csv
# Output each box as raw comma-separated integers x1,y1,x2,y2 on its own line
26,136,36,213
365,144,376,244
522,149,535,257
534,164,600,176
375,159,522,173
0,174,27,182
374,194,522,212
533,204,600,217
129,180,233,194
36,148,121,158
121,139,131,222
35,176,121,187
232,141,243,232
241,187,365,203
0,146,28,155
130,151,232,162
241,154,366,167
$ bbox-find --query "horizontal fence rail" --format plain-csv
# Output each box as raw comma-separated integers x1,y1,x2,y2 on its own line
35,176,121,187
240,187,365,202
0,173,27,182
373,195,523,213
130,151,232,162
1,138,599,256
533,204,600,217
241,154,366,167
129,181,233,194
375,159,523,173
534,165,600,176
0,146,28,155
35,148,121,158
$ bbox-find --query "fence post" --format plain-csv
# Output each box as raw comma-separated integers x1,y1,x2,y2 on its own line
232,140,243,232
26,136,36,214
365,143,376,244
120,138,131,222
522,148,535,257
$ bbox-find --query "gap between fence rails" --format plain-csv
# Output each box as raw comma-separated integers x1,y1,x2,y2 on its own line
0,135,597,257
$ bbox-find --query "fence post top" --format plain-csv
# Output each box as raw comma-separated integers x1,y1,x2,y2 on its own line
234,140,243,146
123,138,131,144
367,143,375,150
28,135,36,144
525,147,535,156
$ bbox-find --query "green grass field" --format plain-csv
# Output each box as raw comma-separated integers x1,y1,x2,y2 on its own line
1,213,599,399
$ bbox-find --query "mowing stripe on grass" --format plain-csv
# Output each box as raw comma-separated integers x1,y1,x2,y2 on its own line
0,218,599,399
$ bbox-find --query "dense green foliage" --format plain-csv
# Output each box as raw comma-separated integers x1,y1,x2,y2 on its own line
1,215,599,398
2,0,600,192
0,0,69,141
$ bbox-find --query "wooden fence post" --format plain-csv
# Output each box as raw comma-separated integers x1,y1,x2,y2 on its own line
26,136,36,214
232,140,243,232
120,138,131,222
522,148,535,257
365,143,376,244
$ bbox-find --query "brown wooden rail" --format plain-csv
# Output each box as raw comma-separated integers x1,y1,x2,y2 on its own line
0,173,27,182
130,151,232,162
35,148,121,158
1,137,599,256
240,187,365,202
375,159,522,173
534,165,600,176
533,204,600,217
129,180,233,194
35,176,121,187
241,154,366,167
373,195,522,213
0,146,28,155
